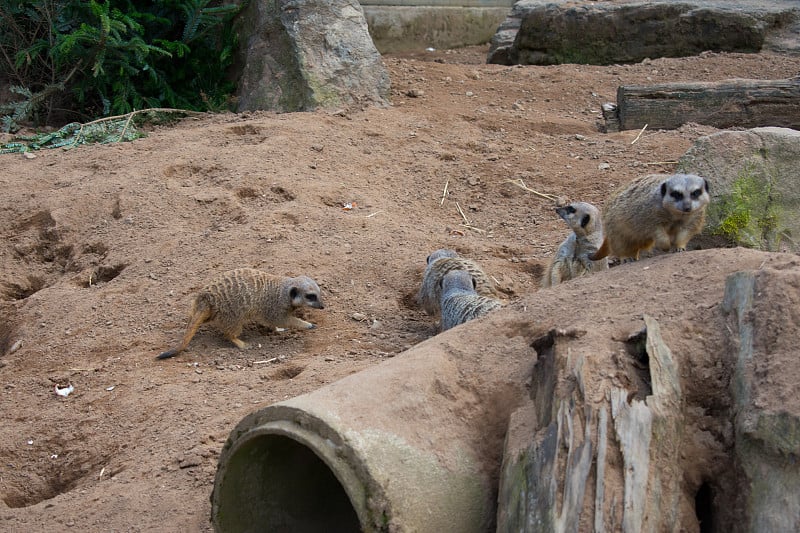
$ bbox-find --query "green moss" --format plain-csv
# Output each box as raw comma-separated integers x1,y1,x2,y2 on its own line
710,162,787,251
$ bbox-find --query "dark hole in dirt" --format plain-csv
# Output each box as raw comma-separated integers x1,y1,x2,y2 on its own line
83,242,109,256
35,242,73,265
235,187,260,199
523,261,545,280
695,481,714,533
270,185,296,201
531,330,557,428
2,454,108,508
3,275,47,300
624,328,652,400
85,264,127,287
16,210,55,231
272,363,305,380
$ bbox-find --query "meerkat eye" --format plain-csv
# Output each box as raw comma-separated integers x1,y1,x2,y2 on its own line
566,205,576,214
690,188,702,199
580,214,591,227
306,294,317,301
670,191,684,201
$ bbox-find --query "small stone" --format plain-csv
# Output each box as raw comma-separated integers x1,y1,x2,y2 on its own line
352,312,367,321
178,455,202,469
598,162,611,170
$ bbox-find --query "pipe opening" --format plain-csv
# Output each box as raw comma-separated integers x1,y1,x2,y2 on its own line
214,433,361,532
695,480,715,533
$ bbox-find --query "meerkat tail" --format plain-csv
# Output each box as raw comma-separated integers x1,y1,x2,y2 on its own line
156,304,213,360
589,238,610,261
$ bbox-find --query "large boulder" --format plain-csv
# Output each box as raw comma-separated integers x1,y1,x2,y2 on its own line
489,0,800,65
678,127,800,252
233,0,390,112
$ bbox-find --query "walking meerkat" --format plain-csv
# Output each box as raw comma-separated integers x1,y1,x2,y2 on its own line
590,173,710,262
439,270,502,331
541,201,608,288
157,268,324,359
416,249,497,317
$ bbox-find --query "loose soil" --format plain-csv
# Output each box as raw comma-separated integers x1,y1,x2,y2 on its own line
1,44,799,531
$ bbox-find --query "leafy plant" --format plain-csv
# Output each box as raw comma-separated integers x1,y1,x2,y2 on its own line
0,0,242,131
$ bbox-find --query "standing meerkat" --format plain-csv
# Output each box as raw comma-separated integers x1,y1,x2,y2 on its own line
157,268,324,359
439,270,502,331
590,173,710,262
541,201,608,288
416,249,497,317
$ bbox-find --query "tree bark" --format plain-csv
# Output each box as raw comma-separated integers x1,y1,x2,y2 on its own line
604,77,800,132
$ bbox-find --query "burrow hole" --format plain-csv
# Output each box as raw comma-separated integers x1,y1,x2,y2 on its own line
624,327,652,401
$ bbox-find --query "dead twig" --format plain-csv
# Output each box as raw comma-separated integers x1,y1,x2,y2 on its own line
440,179,449,206
455,202,486,234
631,123,648,144
503,178,560,202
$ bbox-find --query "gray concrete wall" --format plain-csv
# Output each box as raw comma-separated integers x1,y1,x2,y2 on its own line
361,1,513,53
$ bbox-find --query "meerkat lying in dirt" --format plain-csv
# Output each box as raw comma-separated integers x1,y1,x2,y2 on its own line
417,249,497,317
541,201,608,287
157,268,324,359
590,173,710,262
439,270,502,331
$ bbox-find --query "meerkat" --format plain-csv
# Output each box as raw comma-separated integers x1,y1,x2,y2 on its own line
416,249,497,317
541,201,608,288
157,268,324,359
439,270,503,331
590,173,710,262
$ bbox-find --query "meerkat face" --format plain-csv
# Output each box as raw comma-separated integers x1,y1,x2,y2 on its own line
289,277,325,309
426,249,459,265
660,174,710,216
440,270,477,293
556,202,601,235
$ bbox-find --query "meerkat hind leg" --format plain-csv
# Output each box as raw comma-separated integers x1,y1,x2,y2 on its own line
221,324,247,349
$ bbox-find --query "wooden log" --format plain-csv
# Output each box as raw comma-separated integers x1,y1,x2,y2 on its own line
605,77,800,132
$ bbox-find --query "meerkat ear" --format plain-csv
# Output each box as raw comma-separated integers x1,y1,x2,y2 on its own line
703,178,710,193
471,276,477,290
426,253,432,264
289,287,299,299
660,182,668,197
581,214,591,228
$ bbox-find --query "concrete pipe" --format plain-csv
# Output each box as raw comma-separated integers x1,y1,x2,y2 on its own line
210,318,537,532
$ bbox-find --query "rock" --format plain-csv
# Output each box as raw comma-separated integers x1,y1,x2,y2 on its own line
488,0,800,65
678,127,800,252
233,0,390,112
722,266,800,531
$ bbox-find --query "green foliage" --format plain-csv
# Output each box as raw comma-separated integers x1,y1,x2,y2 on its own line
0,0,243,130
0,108,194,152
711,163,785,250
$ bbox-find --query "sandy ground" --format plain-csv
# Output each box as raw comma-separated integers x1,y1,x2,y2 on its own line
1,44,800,531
